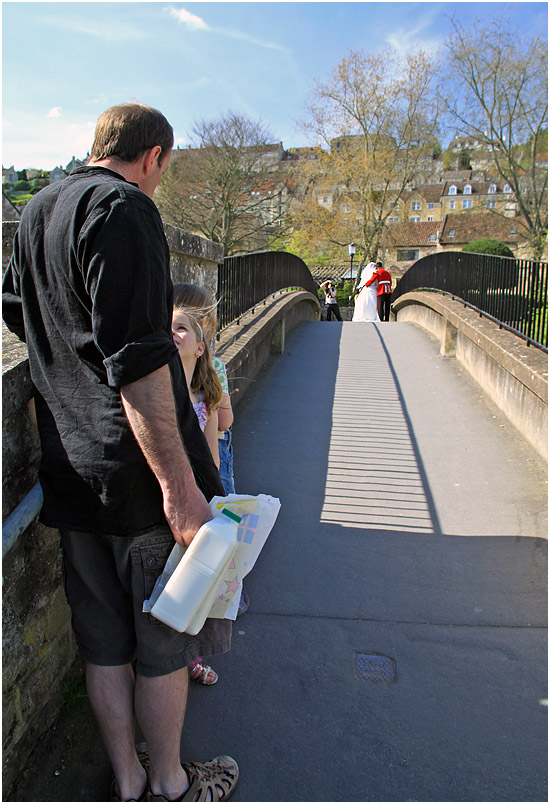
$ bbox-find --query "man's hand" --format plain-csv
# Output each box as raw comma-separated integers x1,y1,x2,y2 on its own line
163,486,212,546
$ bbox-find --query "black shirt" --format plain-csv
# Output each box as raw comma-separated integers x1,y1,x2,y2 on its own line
3,165,224,535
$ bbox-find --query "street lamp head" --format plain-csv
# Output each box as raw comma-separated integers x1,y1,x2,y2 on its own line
348,243,356,256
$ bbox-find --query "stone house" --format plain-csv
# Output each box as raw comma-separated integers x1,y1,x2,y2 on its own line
438,212,526,255
2,165,18,188
381,211,530,269
441,180,516,218
381,220,441,270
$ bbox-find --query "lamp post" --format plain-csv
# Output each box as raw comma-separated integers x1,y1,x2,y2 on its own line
348,243,356,281
348,243,356,304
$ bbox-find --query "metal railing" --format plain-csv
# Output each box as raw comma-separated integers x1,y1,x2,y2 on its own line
217,250,319,332
392,251,548,351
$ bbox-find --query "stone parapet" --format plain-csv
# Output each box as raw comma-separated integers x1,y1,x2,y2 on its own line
164,223,224,301
215,290,321,409
393,291,548,461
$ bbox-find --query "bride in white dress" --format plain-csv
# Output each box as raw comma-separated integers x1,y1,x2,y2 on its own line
352,262,380,322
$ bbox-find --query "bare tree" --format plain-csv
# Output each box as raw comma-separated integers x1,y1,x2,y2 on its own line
291,48,440,282
442,15,548,259
155,112,288,255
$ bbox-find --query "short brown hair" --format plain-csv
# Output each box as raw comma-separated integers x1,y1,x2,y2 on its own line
90,103,174,165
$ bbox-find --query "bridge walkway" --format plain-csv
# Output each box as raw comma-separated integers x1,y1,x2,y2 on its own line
10,320,547,802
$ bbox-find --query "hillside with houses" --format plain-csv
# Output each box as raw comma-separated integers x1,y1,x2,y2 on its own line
3,133,547,276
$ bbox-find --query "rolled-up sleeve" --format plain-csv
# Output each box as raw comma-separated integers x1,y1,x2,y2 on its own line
80,192,177,388
104,329,178,388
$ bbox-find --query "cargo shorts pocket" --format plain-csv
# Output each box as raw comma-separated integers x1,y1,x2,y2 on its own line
132,533,177,628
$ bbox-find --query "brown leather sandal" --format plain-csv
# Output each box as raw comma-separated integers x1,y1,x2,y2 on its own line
148,755,239,801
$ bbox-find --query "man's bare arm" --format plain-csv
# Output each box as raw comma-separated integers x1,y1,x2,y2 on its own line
120,364,212,545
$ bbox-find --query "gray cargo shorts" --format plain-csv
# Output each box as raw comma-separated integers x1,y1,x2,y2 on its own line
60,526,232,677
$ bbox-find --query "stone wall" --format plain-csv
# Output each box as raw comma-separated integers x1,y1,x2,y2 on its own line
1,222,222,795
393,291,548,461
216,290,321,409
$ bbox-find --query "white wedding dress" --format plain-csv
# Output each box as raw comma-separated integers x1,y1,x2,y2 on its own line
352,263,380,322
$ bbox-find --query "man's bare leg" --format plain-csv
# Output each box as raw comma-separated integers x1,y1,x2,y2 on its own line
86,663,148,801
135,667,191,800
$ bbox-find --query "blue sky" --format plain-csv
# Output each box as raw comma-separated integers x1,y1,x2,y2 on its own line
2,1,548,170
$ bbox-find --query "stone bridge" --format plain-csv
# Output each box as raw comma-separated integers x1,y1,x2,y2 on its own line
2,229,547,801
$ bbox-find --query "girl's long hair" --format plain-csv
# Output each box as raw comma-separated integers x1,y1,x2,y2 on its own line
175,304,222,414
173,283,218,341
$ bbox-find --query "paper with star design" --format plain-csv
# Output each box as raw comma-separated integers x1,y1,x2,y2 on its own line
206,493,281,620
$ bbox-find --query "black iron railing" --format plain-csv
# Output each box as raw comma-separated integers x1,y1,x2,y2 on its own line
392,251,548,351
217,250,319,332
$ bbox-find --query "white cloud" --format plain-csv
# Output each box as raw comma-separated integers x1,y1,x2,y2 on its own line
47,107,62,118
167,5,287,53
168,6,209,30
3,110,96,170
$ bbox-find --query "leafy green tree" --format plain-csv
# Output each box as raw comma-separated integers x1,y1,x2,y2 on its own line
293,47,440,288
14,180,31,192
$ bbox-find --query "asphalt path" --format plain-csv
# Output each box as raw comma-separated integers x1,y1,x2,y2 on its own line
9,320,548,802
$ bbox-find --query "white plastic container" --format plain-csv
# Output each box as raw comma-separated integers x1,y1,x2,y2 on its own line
150,508,241,634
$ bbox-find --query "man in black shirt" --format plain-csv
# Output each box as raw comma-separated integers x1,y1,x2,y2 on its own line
3,104,239,802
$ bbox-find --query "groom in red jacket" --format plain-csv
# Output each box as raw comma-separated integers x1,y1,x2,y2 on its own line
365,261,392,321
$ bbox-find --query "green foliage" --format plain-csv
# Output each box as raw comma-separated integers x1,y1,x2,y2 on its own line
14,180,31,192
61,668,88,710
462,239,515,258
336,282,353,306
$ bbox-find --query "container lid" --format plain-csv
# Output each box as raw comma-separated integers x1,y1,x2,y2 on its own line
221,508,242,524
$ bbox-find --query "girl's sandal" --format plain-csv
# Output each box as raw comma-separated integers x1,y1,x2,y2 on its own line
189,661,218,685
149,755,239,801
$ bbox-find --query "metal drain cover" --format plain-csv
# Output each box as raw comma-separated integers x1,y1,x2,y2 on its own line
353,652,396,684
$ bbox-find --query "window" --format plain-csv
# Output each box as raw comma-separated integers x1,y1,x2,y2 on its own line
462,199,472,209
503,184,512,193
388,217,399,223
449,185,457,195
410,216,421,222
449,200,455,210
488,184,497,194
486,199,496,209
448,230,455,237
428,203,434,210
427,216,434,222
341,204,351,214
510,228,517,235
429,234,437,241
412,201,421,210
464,184,472,194
397,249,419,261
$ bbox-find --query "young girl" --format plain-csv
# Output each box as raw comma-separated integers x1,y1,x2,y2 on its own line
173,284,236,494
172,302,223,685
173,284,249,616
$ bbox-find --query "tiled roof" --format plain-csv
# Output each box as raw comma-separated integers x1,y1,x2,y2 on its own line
439,212,523,244
383,221,441,247
399,185,444,203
